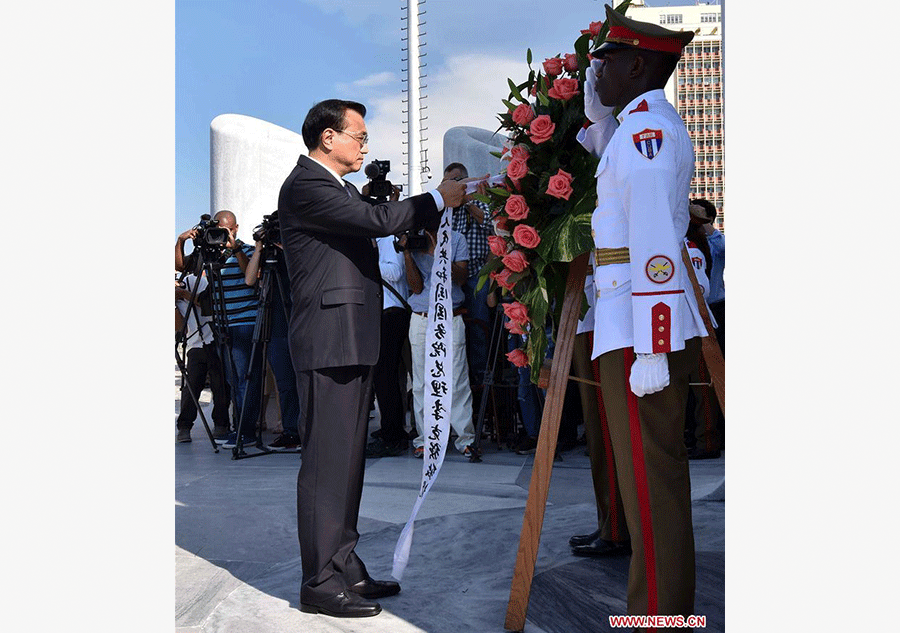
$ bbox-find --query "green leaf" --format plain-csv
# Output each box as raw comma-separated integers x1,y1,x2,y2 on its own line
472,193,492,204
574,33,591,61
488,186,510,198
521,274,550,381
527,48,532,66
536,91,549,107
535,211,594,262
557,99,586,137
502,98,517,112
508,78,525,103
489,151,503,159
476,255,505,291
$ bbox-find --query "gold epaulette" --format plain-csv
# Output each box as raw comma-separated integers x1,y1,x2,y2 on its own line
594,247,630,266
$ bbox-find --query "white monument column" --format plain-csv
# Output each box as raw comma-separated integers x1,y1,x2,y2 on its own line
442,126,508,181
210,114,305,242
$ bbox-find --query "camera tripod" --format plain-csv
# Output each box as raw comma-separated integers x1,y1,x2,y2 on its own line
229,242,297,460
468,297,528,463
175,247,233,454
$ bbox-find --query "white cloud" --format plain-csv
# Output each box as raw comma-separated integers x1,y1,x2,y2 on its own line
352,71,398,88
347,52,526,192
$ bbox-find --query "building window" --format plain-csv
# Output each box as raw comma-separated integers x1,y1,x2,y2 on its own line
660,14,683,25
701,13,719,23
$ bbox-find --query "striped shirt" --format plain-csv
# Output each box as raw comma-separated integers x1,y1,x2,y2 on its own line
209,243,258,328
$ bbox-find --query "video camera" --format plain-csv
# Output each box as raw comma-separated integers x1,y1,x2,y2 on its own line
364,159,401,201
393,229,429,253
252,211,281,245
192,214,232,262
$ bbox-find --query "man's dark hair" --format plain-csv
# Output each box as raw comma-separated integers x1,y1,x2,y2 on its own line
301,99,367,151
444,162,468,177
691,198,717,222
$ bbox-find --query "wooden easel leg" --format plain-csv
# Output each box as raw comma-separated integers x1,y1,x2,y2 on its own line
504,253,588,631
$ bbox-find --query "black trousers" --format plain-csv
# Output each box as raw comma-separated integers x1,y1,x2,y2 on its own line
177,344,230,429
296,365,374,601
372,307,410,444
709,299,724,354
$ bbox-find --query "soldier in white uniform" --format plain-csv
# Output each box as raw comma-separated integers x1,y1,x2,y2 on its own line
577,5,706,628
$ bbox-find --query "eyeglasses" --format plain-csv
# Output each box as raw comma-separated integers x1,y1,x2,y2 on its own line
334,129,369,147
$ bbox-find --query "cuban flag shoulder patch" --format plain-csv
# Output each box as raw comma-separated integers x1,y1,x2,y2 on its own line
632,128,663,160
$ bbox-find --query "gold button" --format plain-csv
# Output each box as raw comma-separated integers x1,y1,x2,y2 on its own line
658,314,665,321
612,280,617,287
658,339,665,345
658,326,665,332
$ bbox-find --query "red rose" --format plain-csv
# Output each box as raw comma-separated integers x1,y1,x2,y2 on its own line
528,115,556,144
555,168,573,185
580,21,603,37
490,268,516,291
542,57,563,77
488,235,509,257
503,301,530,325
511,103,535,126
513,224,541,249
563,53,579,73
546,169,574,200
510,144,530,161
506,348,529,368
502,249,529,273
504,194,530,221
547,77,580,101
506,157,529,182
504,319,527,336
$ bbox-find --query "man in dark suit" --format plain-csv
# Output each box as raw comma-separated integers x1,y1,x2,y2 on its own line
278,99,467,618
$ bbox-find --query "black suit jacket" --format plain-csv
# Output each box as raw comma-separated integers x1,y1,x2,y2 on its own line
278,155,440,371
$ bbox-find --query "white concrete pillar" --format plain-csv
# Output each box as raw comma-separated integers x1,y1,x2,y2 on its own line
442,126,508,180
210,114,305,242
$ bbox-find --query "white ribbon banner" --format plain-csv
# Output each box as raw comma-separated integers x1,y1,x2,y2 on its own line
392,208,454,580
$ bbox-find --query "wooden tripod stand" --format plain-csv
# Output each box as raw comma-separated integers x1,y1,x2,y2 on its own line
504,248,725,631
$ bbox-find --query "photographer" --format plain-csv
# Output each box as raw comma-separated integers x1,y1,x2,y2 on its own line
175,272,230,442
242,213,302,451
403,223,477,458
176,210,260,448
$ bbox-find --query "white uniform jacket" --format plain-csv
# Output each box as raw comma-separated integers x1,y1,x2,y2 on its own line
577,89,707,359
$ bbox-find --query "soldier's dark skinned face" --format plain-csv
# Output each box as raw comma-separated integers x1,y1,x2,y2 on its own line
595,48,640,108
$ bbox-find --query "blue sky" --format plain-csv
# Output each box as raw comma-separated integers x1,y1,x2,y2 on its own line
176,0,693,235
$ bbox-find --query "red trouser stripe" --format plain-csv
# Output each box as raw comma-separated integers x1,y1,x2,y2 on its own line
589,332,622,542
624,348,658,623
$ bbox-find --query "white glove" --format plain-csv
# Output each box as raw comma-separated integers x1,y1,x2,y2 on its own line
629,353,669,397
583,59,615,123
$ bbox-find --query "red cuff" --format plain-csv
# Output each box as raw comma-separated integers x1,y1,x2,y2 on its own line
652,302,671,353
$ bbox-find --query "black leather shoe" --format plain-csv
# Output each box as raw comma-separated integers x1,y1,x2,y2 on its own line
365,439,405,458
571,537,631,557
348,577,401,599
688,446,722,460
569,529,602,548
299,591,381,618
